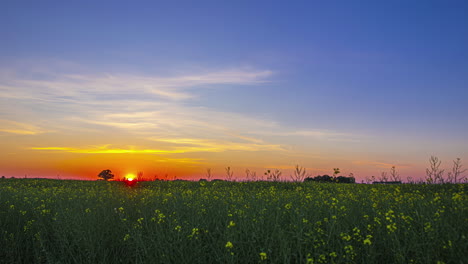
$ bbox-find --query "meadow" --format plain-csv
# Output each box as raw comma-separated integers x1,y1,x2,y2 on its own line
0,179,466,264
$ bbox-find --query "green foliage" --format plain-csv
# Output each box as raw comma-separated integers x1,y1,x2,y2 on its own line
0,179,466,263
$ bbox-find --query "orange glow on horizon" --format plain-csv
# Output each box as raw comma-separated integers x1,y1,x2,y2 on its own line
125,174,136,181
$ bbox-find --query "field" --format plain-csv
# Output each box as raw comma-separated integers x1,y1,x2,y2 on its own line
1,179,466,263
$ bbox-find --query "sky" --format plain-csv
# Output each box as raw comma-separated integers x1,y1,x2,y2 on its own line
1,0,467,181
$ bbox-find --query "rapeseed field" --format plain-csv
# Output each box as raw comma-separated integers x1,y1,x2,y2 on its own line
0,179,466,263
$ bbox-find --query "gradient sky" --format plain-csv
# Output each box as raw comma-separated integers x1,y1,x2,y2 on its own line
1,0,467,181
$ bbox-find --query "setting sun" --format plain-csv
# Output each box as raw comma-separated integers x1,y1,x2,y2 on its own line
125,174,135,181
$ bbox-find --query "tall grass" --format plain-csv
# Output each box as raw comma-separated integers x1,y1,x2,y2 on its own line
0,179,466,263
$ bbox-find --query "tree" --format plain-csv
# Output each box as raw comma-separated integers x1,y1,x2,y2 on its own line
390,166,401,182
98,169,114,181
304,174,355,183
426,156,445,184
304,174,333,183
447,158,467,183
379,172,388,182
336,176,355,183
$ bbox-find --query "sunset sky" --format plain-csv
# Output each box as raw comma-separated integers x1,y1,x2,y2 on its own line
1,1,467,181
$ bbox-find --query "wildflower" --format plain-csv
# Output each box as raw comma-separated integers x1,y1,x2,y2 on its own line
188,228,200,239
284,203,292,210
157,213,166,223
123,234,130,241
228,220,236,228
174,225,182,232
424,222,433,232
452,193,462,201
259,252,267,260
340,232,351,241
41,209,50,215
387,223,397,233
363,235,372,245
329,252,337,257
352,227,360,236
85,208,91,213
34,232,41,241
225,241,233,249
344,245,354,254
23,220,35,232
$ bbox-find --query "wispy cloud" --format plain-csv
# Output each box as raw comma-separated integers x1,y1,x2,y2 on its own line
352,160,412,169
153,157,206,165
31,146,182,154
251,130,361,142
0,68,273,101
1,64,359,158
0,66,276,136
31,140,283,154
148,137,284,152
0,120,49,135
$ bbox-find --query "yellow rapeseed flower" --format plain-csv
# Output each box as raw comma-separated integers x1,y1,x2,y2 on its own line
259,252,267,260
452,193,462,201
225,241,233,249
340,232,352,241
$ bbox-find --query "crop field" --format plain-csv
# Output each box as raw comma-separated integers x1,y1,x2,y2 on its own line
0,179,466,264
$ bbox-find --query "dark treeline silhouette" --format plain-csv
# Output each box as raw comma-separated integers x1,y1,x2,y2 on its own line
373,181,402,184
304,174,356,183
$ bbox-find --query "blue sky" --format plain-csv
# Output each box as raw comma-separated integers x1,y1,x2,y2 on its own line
1,0,467,180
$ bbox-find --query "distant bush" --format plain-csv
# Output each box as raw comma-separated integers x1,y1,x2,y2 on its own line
336,176,356,183
304,174,355,183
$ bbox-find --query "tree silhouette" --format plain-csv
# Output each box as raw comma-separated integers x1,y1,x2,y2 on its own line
426,156,444,184
98,169,114,181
